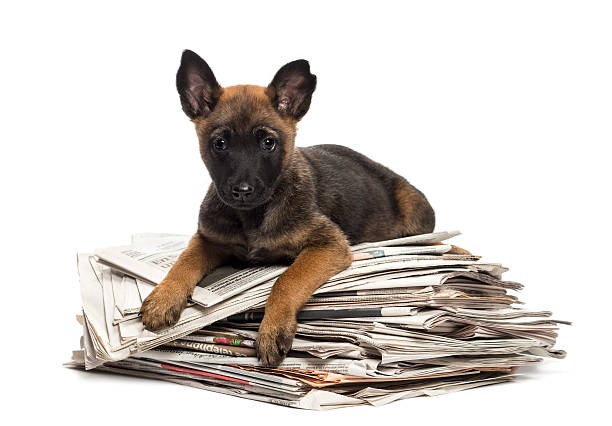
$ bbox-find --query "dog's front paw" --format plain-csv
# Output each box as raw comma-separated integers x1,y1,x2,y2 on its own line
140,281,188,331
255,314,297,367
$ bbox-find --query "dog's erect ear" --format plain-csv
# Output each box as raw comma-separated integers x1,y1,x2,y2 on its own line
266,60,317,120
176,50,222,119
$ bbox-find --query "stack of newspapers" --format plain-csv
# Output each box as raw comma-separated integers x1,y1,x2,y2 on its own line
66,231,568,409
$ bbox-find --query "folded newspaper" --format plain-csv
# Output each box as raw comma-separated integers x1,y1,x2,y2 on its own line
65,230,569,409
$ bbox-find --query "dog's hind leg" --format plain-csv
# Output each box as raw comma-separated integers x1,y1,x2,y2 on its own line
394,179,472,254
393,179,436,235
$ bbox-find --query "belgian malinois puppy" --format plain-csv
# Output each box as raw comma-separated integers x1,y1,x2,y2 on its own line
140,50,437,366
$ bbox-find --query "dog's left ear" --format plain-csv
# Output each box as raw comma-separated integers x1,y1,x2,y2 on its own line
266,60,317,120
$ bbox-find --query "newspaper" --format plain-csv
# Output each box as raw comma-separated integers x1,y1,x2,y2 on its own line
95,231,461,307
67,230,568,409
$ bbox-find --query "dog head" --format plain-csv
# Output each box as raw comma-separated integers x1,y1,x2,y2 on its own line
176,50,316,210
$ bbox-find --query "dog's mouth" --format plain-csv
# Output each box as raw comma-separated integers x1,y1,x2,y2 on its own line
217,189,271,210
225,199,263,210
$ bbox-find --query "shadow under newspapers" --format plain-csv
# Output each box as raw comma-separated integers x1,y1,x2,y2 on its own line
65,230,569,410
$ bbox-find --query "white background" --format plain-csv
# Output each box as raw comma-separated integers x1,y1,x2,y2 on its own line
1,1,610,423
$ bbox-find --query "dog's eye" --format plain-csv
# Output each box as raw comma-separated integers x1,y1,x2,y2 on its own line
261,137,277,151
213,138,227,151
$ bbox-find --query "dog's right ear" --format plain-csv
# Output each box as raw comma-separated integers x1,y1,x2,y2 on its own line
176,50,222,119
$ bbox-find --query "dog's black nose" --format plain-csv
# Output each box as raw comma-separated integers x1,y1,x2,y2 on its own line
231,182,254,200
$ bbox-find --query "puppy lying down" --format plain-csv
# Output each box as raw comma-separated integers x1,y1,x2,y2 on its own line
140,50,461,366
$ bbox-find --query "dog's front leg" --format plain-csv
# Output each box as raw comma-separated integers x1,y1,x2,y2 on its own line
256,225,352,366
140,233,226,330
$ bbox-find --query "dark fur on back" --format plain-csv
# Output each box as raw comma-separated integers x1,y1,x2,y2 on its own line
301,144,434,244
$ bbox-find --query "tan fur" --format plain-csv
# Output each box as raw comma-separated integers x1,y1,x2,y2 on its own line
255,220,352,366
140,233,228,330
394,179,435,235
